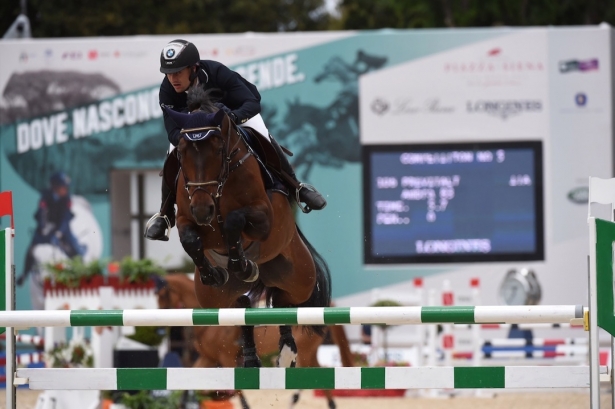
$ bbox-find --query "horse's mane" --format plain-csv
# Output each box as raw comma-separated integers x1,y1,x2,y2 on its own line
187,87,225,113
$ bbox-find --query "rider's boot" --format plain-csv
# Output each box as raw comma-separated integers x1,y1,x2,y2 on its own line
144,179,176,241
269,136,327,213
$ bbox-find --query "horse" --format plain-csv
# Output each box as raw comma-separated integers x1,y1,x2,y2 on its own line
162,87,332,370
155,273,355,409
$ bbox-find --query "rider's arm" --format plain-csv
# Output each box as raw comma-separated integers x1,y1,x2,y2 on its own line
209,62,261,124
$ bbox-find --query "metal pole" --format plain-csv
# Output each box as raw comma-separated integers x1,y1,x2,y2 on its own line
589,220,601,408
5,228,16,409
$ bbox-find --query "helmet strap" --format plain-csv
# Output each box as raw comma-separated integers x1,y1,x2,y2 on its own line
189,65,198,82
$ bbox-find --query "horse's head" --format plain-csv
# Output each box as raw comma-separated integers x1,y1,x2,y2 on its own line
164,103,231,227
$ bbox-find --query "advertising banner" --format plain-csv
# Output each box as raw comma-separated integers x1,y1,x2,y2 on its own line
0,27,611,311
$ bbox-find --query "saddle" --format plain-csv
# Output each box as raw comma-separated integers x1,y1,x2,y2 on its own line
162,126,289,197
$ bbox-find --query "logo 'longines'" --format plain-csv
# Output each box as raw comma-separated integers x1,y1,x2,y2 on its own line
466,100,542,120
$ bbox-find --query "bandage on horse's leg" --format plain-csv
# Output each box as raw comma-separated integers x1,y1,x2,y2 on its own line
178,224,228,287
237,295,261,368
224,207,269,283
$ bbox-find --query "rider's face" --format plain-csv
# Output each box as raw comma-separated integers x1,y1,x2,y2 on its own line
167,67,194,93
53,186,69,198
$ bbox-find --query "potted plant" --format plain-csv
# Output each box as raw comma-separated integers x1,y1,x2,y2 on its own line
370,299,402,364
44,257,105,289
46,338,94,368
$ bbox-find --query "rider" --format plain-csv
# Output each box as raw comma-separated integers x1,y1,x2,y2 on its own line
17,171,86,286
144,39,327,241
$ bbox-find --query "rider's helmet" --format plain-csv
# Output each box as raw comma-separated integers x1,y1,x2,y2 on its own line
160,39,200,74
49,171,71,188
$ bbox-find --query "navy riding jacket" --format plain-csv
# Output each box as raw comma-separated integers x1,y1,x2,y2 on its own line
159,60,261,146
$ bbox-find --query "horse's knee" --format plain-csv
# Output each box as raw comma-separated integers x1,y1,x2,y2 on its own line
179,227,202,256
224,212,246,235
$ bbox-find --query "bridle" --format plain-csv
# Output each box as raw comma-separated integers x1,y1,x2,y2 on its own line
178,116,254,228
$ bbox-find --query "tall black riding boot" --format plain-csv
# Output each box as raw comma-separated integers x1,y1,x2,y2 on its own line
270,136,327,213
144,178,176,241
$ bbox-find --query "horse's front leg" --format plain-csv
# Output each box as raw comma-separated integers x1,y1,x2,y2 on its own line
276,325,298,368
177,223,228,287
224,206,270,282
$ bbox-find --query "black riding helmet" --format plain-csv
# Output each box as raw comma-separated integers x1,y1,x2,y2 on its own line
160,39,200,74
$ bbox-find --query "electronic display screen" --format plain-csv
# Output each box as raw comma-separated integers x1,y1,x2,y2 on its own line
362,141,544,264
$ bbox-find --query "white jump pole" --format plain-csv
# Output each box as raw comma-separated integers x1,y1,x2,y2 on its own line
0,190,16,409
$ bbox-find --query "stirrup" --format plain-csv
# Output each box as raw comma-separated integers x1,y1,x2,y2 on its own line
144,212,172,240
295,183,318,214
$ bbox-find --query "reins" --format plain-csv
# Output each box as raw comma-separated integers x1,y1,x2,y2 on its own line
179,116,254,229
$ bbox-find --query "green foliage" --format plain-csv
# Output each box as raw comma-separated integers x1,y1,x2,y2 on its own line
119,256,165,284
5,0,330,38
120,390,183,409
45,257,104,287
370,299,402,329
126,326,166,347
371,299,402,307
3,0,615,38
47,339,94,368
337,0,615,29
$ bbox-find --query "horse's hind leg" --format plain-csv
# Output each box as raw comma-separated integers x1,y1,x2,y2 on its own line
276,325,297,368
237,295,261,368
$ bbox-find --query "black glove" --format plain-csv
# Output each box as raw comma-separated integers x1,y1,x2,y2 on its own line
213,102,231,114
213,103,238,123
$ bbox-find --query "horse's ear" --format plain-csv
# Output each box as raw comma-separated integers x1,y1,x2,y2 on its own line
162,105,192,128
213,108,226,126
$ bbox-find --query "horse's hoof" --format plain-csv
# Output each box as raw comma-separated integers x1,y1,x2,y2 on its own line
200,267,229,287
240,260,259,283
243,354,262,368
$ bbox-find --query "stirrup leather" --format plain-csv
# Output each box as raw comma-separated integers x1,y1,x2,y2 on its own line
144,212,172,240
295,183,317,214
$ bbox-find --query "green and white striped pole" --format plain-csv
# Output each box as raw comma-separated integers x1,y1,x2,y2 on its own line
0,304,585,328
17,365,605,391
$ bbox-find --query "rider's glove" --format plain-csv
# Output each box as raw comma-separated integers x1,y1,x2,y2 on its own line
213,103,238,124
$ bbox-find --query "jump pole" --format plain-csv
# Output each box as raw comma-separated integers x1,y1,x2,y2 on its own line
0,191,15,409
0,304,585,328
4,180,615,407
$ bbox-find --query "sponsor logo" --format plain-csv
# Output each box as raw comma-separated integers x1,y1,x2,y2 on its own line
225,46,255,57
559,59,598,73
466,100,542,120
567,187,588,204
371,99,389,115
444,47,545,74
62,51,82,60
166,49,175,58
87,50,98,60
199,48,219,57
575,92,587,107
371,98,454,116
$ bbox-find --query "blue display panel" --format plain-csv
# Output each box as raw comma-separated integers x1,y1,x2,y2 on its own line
362,141,544,264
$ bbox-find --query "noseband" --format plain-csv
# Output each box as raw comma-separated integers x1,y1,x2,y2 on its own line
178,118,254,228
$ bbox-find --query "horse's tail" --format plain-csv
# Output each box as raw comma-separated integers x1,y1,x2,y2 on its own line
294,225,332,336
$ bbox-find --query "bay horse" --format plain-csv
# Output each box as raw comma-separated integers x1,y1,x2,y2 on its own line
162,87,331,369
154,273,354,409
